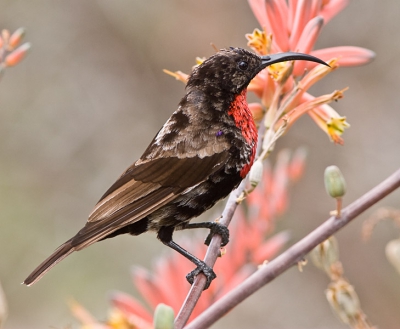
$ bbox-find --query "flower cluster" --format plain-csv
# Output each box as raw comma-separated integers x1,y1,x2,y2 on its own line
0,28,30,76
246,0,374,145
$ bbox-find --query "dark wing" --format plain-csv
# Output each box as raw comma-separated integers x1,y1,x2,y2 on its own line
70,151,230,250
23,151,230,286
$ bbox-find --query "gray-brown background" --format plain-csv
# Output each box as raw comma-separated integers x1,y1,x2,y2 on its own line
1,1,399,328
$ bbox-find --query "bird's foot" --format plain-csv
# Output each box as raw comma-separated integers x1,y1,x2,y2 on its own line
186,262,216,290
204,222,229,247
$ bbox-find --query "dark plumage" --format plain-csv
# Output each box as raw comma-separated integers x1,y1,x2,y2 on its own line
24,48,327,288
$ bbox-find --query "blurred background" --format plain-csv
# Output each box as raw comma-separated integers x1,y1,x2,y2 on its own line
1,0,400,328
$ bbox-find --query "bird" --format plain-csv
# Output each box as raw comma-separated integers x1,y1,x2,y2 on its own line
24,48,327,289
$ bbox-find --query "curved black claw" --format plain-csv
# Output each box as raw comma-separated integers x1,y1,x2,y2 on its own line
204,222,230,247
186,262,216,290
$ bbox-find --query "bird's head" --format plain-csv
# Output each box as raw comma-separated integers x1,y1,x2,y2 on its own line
187,47,328,95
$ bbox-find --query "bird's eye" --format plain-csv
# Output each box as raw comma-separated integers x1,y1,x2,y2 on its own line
238,61,249,71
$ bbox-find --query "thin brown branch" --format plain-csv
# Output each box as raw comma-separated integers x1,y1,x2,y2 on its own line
184,167,400,329
174,179,246,329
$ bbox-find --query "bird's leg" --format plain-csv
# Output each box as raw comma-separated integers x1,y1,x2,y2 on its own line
182,220,229,247
157,226,216,290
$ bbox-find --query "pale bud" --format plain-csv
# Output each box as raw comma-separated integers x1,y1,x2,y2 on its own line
326,279,361,325
153,303,174,329
310,236,339,275
385,239,400,275
249,160,263,188
324,165,346,198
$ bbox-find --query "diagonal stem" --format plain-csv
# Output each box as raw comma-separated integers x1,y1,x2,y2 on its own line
174,179,247,329
184,167,400,329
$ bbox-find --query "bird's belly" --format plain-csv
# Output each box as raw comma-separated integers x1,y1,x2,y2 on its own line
146,170,242,231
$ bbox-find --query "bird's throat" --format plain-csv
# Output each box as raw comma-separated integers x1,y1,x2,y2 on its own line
228,89,258,178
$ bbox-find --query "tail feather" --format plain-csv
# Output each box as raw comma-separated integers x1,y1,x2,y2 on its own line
23,241,75,286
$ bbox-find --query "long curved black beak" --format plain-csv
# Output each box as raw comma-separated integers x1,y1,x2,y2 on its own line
260,52,329,68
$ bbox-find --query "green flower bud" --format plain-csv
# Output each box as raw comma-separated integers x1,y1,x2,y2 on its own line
324,165,346,198
310,236,339,274
154,303,175,329
326,279,361,325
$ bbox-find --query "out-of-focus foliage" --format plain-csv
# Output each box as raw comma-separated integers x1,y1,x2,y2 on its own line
0,281,7,329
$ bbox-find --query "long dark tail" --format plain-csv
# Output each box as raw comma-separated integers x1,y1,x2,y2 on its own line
23,240,75,286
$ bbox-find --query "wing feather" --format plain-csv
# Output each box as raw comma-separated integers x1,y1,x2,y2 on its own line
74,186,178,249
89,180,161,222
131,155,228,187
76,148,230,249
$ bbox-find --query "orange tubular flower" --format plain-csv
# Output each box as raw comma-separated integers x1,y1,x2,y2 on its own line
4,42,31,67
282,88,348,128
